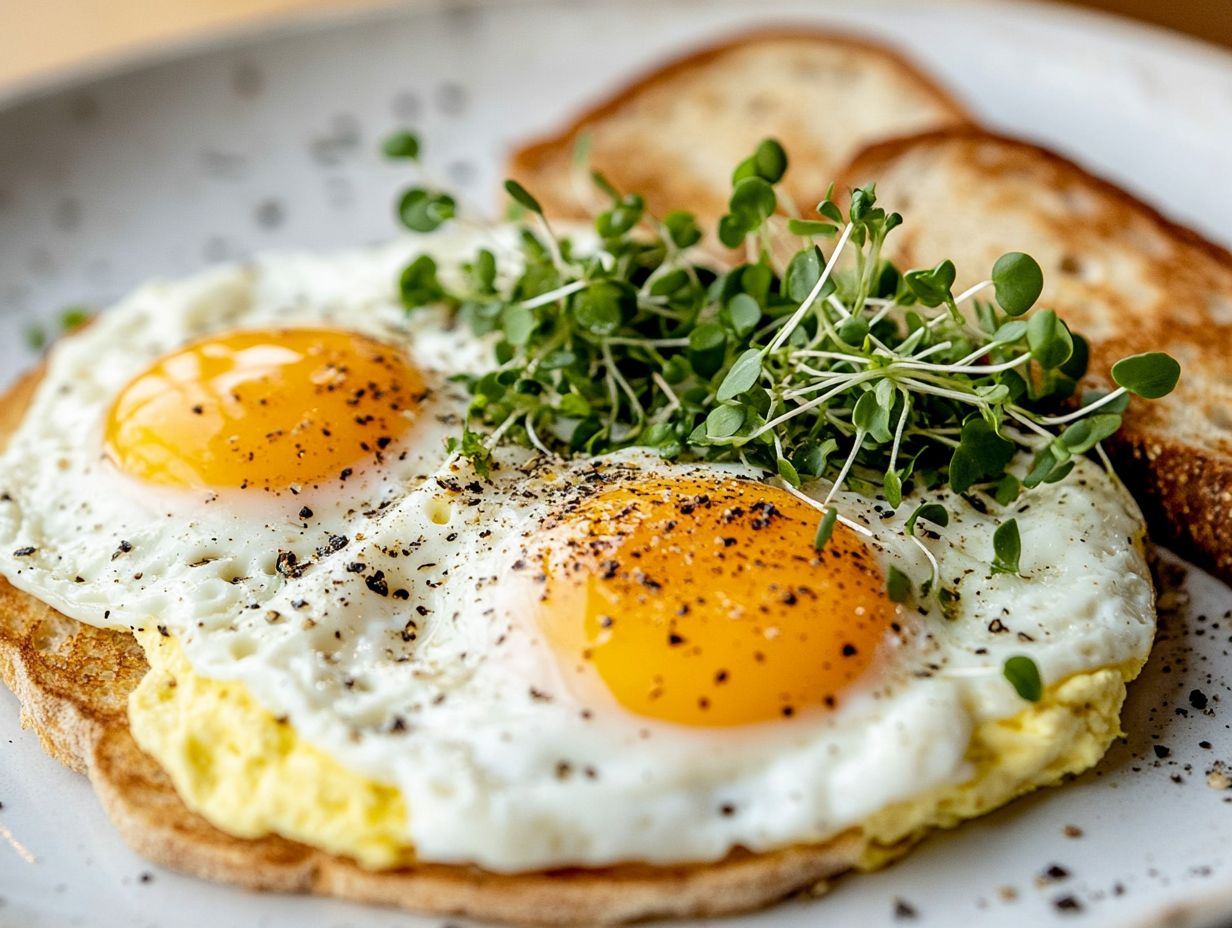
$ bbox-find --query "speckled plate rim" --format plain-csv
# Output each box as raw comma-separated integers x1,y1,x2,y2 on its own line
2,2,1232,927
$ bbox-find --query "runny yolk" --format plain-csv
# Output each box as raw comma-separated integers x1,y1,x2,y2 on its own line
104,327,424,492
538,477,897,727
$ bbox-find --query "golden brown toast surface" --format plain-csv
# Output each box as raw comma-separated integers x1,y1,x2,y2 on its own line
509,28,968,224
839,127,1232,581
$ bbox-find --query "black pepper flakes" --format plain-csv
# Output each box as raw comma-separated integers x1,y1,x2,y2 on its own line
365,571,390,596
893,898,918,920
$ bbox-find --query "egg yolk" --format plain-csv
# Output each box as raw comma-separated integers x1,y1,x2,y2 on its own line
104,328,424,491
538,477,897,727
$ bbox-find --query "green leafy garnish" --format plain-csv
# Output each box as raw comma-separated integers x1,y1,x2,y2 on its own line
1003,655,1043,702
886,565,913,603
991,518,1022,575
813,507,838,551
382,130,421,160
1112,352,1182,399
383,132,1180,608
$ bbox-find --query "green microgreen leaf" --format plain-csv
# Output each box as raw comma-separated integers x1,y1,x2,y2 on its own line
728,177,777,230
776,456,801,487
1057,413,1121,455
722,293,762,338
501,304,535,346
754,138,788,183
24,323,46,351
993,474,1021,506
572,282,628,337
596,194,644,239
382,130,420,160
905,260,956,307
504,179,543,215
1026,309,1074,369
399,254,447,310
398,188,456,232
906,503,949,535
1111,352,1182,399
717,215,747,249
886,565,913,603
59,306,91,331
1003,655,1043,702
949,418,1015,494
991,252,1044,316
664,211,701,249
991,518,1022,575
391,134,1178,607
814,507,838,550
716,349,763,401
784,246,822,303
787,218,838,238
705,405,745,439
883,470,903,508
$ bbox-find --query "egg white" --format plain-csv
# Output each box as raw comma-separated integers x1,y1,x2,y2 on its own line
0,230,491,632
0,231,1155,871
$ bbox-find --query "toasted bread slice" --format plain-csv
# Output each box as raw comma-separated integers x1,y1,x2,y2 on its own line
0,369,862,922
839,127,1232,580
509,29,968,223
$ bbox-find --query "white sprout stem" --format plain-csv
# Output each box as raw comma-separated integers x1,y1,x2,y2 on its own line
786,367,865,387
1004,406,1057,442
652,371,681,416
893,377,989,408
910,534,941,593
954,279,992,305
825,292,852,320
605,336,690,348
793,349,874,366
867,301,900,327
888,389,911,473
775,479,874,538
518,279,589,310
764,370,883,425
1095,442,1116,476
524,414,554,456
766,221,855,355
1034,387,1129,425
483,412,519,450
602,343,644,423
892,351,1032,376
901,340,954,363
536,214,567,271
823,429,866,506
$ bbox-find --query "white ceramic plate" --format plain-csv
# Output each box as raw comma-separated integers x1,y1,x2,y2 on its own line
2,1,1231,926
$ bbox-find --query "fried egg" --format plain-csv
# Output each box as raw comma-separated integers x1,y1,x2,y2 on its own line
0,230,1156,874
0,231,488,631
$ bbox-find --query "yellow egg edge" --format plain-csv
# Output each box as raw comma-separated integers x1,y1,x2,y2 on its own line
128,628,414,869
129,627,1146,873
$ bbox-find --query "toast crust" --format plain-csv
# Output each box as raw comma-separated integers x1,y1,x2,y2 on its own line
839,126,1232,583
509,26,969,223
0,366,860,925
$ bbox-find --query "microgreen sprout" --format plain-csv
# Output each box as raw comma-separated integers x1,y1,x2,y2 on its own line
385,132,1180,608
1003,655,1043,702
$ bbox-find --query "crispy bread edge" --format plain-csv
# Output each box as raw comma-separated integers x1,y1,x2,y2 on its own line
508,25,971,220
838,125,1232,583
0,365,859,925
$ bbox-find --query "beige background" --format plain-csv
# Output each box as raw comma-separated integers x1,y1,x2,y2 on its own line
0,0,1226,93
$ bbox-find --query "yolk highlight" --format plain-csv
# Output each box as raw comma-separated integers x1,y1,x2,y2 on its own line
105,328,424,491
538,477,897,727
